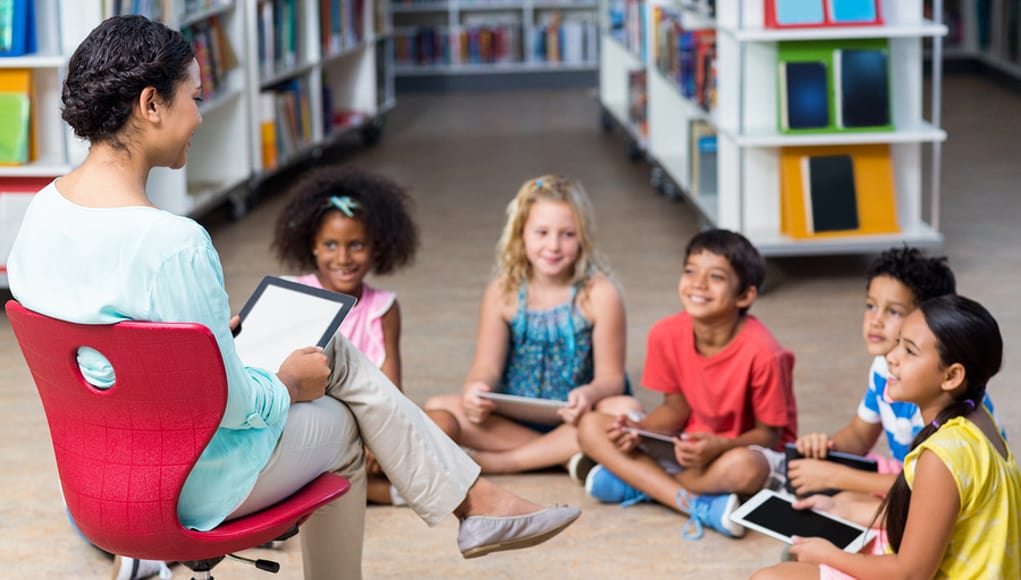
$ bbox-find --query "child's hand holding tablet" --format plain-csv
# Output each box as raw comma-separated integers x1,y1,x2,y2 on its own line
729,489,877,553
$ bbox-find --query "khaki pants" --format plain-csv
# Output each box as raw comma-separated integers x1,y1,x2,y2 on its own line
230,335,481,579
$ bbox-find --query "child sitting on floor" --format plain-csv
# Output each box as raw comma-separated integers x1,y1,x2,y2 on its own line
577,229,797,540
424,175,641,474
273,165,419,506
787,247,1001,499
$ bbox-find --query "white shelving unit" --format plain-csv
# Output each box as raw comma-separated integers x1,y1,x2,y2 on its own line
597,0,648,159
246,0,394,192
602,0,948,257
392,0,599,76
0,0,394,288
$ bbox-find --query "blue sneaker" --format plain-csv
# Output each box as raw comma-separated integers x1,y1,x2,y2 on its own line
677,490,745,540
584,465,651,506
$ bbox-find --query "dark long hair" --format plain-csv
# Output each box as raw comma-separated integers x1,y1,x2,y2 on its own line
877,295,1002,551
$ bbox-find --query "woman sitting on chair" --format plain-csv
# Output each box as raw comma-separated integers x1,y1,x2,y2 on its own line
6,15,579,580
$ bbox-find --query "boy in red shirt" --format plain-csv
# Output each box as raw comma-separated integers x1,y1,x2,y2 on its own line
576,229,796,539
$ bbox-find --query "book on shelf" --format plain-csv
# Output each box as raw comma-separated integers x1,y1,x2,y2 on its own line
102,0,171,21
394,26,451,66
257,0,300,79
0,0,35,57
183,16,239,100
779,144,898,239
258,91,278,170
0,68,32,165
777,40,892,134
627,68,647,138
689,119,716,197
457,16,519,65
765,0,882,29
651,8,715,112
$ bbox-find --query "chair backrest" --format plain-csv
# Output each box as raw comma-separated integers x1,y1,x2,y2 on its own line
5,300,228,556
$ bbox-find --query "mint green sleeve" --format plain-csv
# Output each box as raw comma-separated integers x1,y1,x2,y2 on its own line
147,234,291,430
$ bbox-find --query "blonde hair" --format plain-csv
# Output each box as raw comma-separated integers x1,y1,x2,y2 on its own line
495,174,613,295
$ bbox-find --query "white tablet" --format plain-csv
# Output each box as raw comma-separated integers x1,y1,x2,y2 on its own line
475,392,567,425
730,490,877,553
233,276,357,371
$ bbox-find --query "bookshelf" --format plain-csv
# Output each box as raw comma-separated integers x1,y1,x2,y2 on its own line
599,0,948,257
927,0,1021,78
0,0,394,288
598,0,648,161
391,0,599,78
246,0,394,184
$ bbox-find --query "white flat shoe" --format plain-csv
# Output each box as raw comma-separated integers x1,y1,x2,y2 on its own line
457,505,581,559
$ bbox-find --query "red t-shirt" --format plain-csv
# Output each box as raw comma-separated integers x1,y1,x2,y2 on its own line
642,312,797,448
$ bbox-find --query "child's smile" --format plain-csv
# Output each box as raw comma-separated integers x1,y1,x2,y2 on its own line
522,200,580,281
678,250,750,321
313,212,372,296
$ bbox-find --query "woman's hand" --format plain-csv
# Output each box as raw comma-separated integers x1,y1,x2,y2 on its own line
606,414,640,452
462,381,496,425
559,385,595,426
277,346,329,403
797,432,833,459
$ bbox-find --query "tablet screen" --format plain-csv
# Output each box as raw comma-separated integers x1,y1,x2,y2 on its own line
741,495,865,548
234,276,356,371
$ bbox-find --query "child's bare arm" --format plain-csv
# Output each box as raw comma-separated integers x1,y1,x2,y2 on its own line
379,299,402,390
676,420,780,467
829,416,884,456
793,450,956,579
577,276,628,401
637,392,690,433
788,460,899,496
461,281,511,422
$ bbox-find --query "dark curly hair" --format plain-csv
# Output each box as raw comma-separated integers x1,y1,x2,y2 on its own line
685,229,765,314
273,166,419,276
866,246,955,306
61,15,194,149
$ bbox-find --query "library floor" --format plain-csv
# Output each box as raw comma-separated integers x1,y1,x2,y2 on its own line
3,72,1021,579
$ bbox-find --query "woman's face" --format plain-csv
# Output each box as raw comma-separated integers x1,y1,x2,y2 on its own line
157,59,203,170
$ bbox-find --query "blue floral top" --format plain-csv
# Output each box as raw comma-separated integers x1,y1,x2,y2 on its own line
501,281,594,401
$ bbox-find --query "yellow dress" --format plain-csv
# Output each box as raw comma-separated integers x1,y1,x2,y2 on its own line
903,411,1021,579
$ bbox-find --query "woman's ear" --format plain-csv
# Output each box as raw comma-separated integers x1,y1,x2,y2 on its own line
137,86,161,122
940,362,967,394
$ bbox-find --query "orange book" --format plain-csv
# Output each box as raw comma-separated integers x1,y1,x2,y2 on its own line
779,144,899,239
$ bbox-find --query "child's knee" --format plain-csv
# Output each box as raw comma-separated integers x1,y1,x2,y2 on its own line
715,447,770,492
423,393,460,412
594,395,643,416
577,411,613,448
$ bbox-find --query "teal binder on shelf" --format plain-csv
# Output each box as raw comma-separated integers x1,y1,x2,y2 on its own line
0,0,36,57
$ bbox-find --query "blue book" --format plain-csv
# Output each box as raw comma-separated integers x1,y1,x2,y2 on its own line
829,0,877,24
0,0,35,57
775,0,824,26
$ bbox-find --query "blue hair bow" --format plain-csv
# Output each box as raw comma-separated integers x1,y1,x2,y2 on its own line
328,195,360,218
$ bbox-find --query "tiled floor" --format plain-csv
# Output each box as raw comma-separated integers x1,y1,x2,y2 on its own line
2,73,1020,578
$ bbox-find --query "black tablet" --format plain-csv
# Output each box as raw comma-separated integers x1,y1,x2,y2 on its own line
233,276,357,371
784,442,878,496
730,489,877,552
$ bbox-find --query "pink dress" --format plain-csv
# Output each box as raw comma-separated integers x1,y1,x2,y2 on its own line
286,274,395,369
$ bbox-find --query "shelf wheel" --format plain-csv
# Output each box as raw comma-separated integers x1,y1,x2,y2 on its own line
361,116,385,146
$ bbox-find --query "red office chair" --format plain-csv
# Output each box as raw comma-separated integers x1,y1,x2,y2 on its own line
6,300,350,579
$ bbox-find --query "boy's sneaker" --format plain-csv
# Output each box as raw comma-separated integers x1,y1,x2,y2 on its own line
678,491,745,540
584,465,651,506
111,556,172,580
567,452,598,485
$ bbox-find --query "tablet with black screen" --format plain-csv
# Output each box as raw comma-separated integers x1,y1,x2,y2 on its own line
730,490,877,552
234,276,356,371
784,443,878,496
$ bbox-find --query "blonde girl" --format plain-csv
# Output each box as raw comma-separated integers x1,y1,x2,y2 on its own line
753,294,1020,580
424,175,641,474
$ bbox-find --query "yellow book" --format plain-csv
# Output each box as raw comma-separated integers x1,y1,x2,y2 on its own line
0,68,32,165
779,144,899,239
